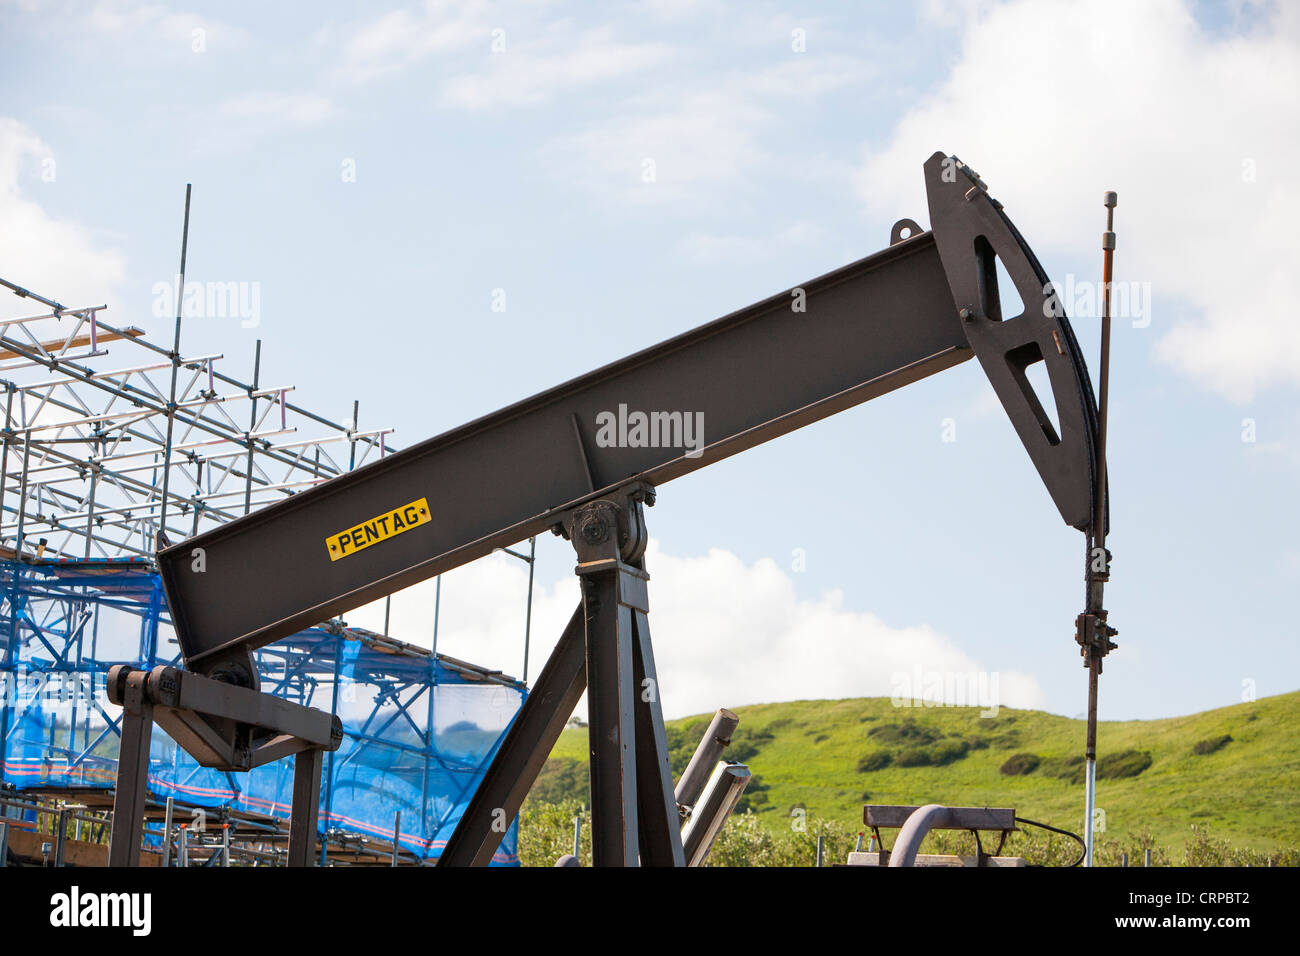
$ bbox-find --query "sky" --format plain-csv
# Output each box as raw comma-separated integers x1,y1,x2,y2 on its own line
1,0,1297,724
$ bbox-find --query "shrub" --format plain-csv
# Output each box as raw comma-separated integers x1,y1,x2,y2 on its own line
1042,754,1086,785
895,748,933,768
1000,752,1040,775
965,735,990,751
1097,749,1153,779
867,718,939,747
928,739,970,766
1192,734,1233,756
856,750,892,773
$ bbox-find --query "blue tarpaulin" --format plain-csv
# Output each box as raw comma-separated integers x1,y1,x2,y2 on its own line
0,559,525,864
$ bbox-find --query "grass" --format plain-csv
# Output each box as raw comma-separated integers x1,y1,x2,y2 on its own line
537,690,1300,853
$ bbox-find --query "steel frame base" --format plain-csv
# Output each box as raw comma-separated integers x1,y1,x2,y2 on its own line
105,664,342,867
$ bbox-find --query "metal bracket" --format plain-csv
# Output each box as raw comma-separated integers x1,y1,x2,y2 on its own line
441,481,683,867
105,663,342,866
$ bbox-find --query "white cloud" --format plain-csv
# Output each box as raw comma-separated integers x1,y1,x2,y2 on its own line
335,0,491,83
83,0,249,54
0,118,126,318
855,0,1300,403
219,92,334,127
540,52,869,206
352,539,1045,721
541,89,768,206
675,221,821,266
441,26,674,110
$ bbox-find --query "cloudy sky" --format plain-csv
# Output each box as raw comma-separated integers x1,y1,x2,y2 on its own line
2,0,1297,722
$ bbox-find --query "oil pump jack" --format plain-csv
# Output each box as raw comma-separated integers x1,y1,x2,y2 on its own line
105,151,1116,867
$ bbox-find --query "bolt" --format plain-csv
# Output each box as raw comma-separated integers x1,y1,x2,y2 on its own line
580,516,607,545
959,307,974,321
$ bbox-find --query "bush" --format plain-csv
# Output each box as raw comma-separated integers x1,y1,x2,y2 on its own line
517,798,590,867
1097,749,1153,779
1000,752,1040,775
928,739,970,766
896,748,933,767
856,750,892,773
1192,734,1233,756
868,718,939,747
1042,754,1086,785
965,735,990,751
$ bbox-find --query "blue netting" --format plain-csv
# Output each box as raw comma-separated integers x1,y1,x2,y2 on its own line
0,559,525,864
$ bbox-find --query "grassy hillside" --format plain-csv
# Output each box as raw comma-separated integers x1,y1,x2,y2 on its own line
536,691,1300,854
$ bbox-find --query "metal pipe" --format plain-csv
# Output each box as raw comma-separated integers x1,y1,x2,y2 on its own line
522,536,535,682
674,708,739,811
158,184,192,536
680,761,750,866
54,807,67,866
161,796,174,867
887,804,951,867
244,339,261,515
1083,190,1118,868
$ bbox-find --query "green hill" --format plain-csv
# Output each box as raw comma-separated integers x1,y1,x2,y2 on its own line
535,691,1300,854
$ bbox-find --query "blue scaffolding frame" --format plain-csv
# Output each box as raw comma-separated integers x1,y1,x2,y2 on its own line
0,558,526,864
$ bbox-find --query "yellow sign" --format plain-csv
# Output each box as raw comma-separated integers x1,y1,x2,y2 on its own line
326,497,431,562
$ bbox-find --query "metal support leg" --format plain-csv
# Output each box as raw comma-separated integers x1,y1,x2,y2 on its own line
161,796,174,867
108,670,153,867
54,807,68,867
630,608,685,866
287,747,323,867
439,603,587,867
581,562,639,867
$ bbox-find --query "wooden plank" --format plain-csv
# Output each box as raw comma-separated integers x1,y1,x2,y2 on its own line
864,805,1016,831
846,851,1026,867
8,826,162,867
0,326,144,361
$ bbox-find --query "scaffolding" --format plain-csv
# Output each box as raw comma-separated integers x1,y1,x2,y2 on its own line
0,275,534,865
0,275,396,561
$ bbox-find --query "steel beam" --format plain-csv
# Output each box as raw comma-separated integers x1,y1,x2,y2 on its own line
158,218,975,668
287,747,323,867
631,608,685,866
107,669,153,867
581,562,640,866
